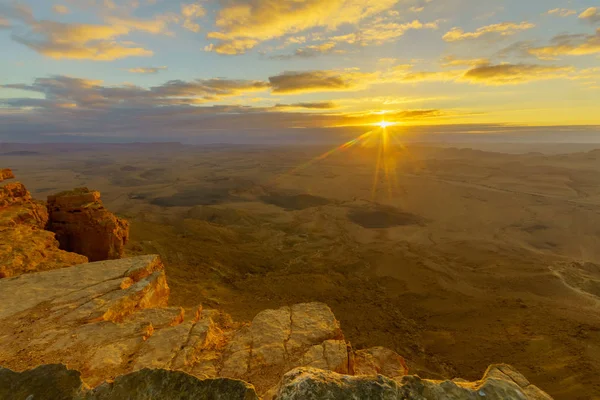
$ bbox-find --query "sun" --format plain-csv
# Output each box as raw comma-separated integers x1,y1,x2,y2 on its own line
376,121,394,128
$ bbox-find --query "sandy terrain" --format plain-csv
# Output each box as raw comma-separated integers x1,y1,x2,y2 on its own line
3,142,600,400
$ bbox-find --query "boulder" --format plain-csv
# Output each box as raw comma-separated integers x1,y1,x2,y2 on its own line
86,369,259,400
0,364,260,400
47,187,129,261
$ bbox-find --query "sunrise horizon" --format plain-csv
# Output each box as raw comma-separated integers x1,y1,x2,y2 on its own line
1,0,599,143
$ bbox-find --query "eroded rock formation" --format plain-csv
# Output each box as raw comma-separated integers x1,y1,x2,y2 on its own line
46,188,130,261
0,254,552,399
0,172,87,278
0,168,15,182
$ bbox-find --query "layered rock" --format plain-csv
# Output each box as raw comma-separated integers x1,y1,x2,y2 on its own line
0,254,552,399
47,188,129,261
0,172,87,278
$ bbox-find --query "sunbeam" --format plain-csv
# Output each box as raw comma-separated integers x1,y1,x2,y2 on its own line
273,124,405,201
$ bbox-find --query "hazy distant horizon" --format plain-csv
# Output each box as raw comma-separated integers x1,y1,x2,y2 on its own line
2,124,600,146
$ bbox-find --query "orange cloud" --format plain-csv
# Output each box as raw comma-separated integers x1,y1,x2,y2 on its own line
441,56,490,67
338,19,440,46
180,3,205,32
579,7,600,24
207,0,399,54
546,8,576,17
443,21,535,42
12,20,154,60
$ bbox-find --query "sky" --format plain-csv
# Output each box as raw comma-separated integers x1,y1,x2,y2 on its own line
0,0,599,143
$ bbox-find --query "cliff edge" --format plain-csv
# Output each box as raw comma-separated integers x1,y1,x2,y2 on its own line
0,254,552,399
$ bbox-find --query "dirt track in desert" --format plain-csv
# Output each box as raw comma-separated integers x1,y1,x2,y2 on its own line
4,142,600,400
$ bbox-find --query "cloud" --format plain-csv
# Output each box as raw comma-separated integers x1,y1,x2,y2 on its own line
440,56,490,67
443,21,535,42
579,7,600,24
206,0,399,54
0,74,467,141
546,8,576,17
274,102,338,110
387,62,576,86
462,63,574,85
268,70,377,94
400,70,464,82
151,79,270,98
205,38,259,55
2,3,168,60
335,19,440,46
52,5,70,15
271,42,342,59
1,75,271,110
105,16,169,34
180,3,205,32
127,66,168,74
11,21,154,60
528,29,600,59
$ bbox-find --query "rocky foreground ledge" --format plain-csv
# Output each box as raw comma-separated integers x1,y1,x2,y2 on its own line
0,255,552,399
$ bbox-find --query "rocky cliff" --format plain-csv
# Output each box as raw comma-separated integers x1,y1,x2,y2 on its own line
0,170,129,278
47,188,130,261
0,171,87,278
0,254,553,399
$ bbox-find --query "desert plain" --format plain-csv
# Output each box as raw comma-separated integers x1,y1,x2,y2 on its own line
2,141,600,400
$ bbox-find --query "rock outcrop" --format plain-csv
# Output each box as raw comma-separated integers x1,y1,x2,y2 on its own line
0,168,15,182
271,366,553,400
0,254,552,399
0,172,87,278
0,362,553,400
0,364,260,400
46,188,129,261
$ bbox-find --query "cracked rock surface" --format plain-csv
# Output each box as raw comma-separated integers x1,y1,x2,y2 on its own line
0,255,553,399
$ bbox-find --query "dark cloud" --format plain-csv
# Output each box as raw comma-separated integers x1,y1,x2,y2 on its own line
463,63,574,84
268,70,374,93
0,74,458,141
274,102,337,109
2,75,270,109
528,29,600,59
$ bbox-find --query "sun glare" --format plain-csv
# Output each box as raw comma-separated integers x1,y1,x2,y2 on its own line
376,121,394,128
